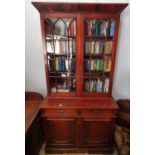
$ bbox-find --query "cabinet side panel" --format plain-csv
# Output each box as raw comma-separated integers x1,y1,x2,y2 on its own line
40,15,50,94
109,14,121,95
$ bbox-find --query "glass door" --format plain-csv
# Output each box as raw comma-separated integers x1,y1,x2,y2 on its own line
44,18,76,93
83,18,115,94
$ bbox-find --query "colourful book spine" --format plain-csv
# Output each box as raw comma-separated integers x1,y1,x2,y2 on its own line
110,20,115,37
100,22,105,36
95,22,100,36
96,60,99,71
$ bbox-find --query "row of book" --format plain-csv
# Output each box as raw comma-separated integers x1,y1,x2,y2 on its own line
46,39,76,54
84,78,109,93
49,58,76,72
84,59,112,72
84,59,103,71
85,41,113,54
51,78,76,93
85,41,104,54
85,19,115,37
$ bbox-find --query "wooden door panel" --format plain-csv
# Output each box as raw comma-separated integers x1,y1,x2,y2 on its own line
46,118,76,147
81,118,113,147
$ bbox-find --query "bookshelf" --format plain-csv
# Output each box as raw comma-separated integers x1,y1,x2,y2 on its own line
33,2,128,154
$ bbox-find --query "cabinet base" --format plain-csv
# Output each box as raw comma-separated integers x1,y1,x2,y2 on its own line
45,145,114,154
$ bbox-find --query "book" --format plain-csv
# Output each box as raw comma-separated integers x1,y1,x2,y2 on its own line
84,78,105,93
85,41,104,54
104,59,112,72
85,41,91,54
104,20,110,37
109,20,115,37
46,41,54,53
104,41,113,54
104,78,109,93
95,22,100,36
84,59,103,71
100,22,105,36
49,59,55,71
96,78,103,93
96,60,103,71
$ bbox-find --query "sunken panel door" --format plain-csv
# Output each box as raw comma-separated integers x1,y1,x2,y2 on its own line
46,118,76,148
81,118,114,148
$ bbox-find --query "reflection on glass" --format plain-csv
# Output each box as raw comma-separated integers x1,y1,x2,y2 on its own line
44,18,76,93
84,18,115,93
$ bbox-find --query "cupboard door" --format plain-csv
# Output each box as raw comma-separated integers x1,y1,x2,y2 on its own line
81,118,114,147
83,17,116,96
44,17,77,94
45,118,76,147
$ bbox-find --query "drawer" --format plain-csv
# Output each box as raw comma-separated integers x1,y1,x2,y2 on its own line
43,108,77,116
81,109,115,116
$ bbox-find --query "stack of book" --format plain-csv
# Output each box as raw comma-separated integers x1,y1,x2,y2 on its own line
84,78,109,93
51,81,70,93
104,41,113,54
51,78,76,93
46,39,76,55
49,58,76,72
84,59,103,71
85,41,104,54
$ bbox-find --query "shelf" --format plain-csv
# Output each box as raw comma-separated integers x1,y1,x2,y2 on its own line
47,53,76,56
84,54,103,58
46,34,76,40
85,36,114,41
83,71,110,78
49,71,76,73
84,71,110,74
84,71,103,73
49,76,76,78
83,76,104,79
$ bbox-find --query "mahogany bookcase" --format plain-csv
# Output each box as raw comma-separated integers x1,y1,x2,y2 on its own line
32,2,128,154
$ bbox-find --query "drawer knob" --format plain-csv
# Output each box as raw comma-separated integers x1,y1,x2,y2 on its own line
58,104,63,107
94,110,101,114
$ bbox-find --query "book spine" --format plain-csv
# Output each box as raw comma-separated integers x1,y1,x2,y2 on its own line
110,20,115,37
100,22,105,36
56,58,59,71
95,22,100,36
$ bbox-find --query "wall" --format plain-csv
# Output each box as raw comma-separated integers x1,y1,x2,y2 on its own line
25,0,130,99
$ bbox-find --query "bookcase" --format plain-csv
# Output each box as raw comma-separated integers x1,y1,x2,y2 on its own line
33,2,128,154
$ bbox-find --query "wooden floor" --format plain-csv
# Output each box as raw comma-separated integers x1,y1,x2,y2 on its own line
39,144,118,155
